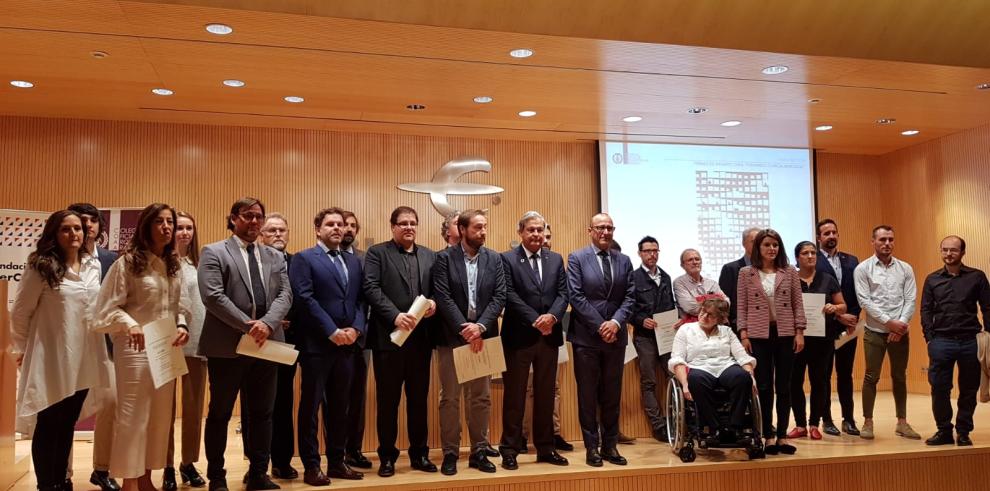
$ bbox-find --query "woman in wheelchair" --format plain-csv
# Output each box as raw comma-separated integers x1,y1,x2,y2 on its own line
670,298,756,449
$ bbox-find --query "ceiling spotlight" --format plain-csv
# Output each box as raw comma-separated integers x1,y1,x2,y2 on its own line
876,118,896,125
815,125,833,131
687,107,709,114
9,80,34,88
406,104,426,111
720,120,742,127
977,83,990,90
518,110,537,117
283,96,304,103
622,116,643,123
808,98,822,104
90,51,109,59
509,48,534,58
151,88,174,96
205,23,233,35
473,96,493,104
901,129,920,136
761,65,789,75
222,79,245,87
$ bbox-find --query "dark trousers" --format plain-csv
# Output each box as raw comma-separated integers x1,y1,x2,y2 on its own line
572,344,625,449
632,335,670,432
826,337,857,423
791,336,834,427
345,350,370,455
33,389,88,488
928,337,980,434
205,356,277,481
500,341,559,456
686,366,751,432
270,360,297,468
750,327,795,439
373,346,432,461
298,350,355,469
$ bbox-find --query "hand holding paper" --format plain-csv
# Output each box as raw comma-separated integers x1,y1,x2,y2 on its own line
236,334,299,365
144,317,189,389
453,336,507,383
652,309,679,355
802,293,826,337
390,295,431,347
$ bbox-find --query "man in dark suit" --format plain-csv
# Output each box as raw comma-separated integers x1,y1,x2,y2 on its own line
567,213,636,467
289,207,367,485
338,210,372,470
364,206,439,478
499,211,569,470
718,227,760,332
815,218,862,436
67,202,120,491
432,209,506,476
198,197,292,491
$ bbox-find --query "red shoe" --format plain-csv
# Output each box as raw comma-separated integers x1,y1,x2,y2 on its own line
809,427,823,440
786,427,808,439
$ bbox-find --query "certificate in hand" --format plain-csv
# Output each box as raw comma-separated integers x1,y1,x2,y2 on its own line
453,336,507,384
624,330,638,364
835,318,865,349
143,317,189,389
802,293,826,337
390,295,430,347
652,309,679,355
235,334,299,365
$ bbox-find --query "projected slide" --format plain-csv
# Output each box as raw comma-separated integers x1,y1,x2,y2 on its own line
602,142,814,279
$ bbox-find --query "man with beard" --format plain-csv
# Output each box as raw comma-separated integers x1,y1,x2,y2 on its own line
339,210,371,470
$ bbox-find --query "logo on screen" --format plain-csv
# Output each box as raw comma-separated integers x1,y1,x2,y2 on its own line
397,156,504,217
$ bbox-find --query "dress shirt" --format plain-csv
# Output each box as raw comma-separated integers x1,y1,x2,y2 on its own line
668,322,756,377
591,247,622,328
673,273,726,317
823,249,843,284
921,265,990,340
645,266,662,287
464,247,480,325
316,241,351,343
526,247,543,281
232,234,266,292
396,242,421,299
93,254,189,333
854,255,917,333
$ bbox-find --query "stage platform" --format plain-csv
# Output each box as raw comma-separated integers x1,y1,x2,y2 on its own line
10,392,990,491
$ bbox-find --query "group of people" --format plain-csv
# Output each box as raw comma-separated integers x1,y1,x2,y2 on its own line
10,197,988,491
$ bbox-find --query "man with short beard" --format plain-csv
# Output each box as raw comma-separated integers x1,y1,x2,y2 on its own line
339,210,371,470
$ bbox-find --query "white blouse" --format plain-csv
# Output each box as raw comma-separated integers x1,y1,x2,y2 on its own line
10,258,112,434
179,257,206,358
668,322,756,377
93,253,189,336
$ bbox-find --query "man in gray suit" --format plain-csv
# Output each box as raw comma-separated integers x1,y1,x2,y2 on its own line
198,197,293,491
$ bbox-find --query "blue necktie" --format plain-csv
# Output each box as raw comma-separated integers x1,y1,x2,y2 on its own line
329,249,347,288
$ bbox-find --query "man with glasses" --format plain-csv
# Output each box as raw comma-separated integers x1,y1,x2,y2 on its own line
567,213,636,467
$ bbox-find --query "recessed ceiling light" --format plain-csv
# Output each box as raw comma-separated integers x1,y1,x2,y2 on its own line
761,65,789,75
283,96,304,103
509,48,534,59
815,125,833,131
9,80,34,88
901,129,920,136
876,118,896,125
518,110,537,117
222,79,245,87
720,120,742,127
473,96,493,104
977,83,990,90
808,98,822,104
205,23,233,35
406,103,426,111
90,51,109,59
151,88,174,96
622,116,643,123
687,107,709,114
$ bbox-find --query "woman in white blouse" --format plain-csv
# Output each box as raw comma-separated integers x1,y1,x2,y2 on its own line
93,203,190,491
11,210,112,491
669,297,756,441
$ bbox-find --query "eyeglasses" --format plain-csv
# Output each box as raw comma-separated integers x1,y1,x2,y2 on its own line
238,213,266,222
592,225,615,233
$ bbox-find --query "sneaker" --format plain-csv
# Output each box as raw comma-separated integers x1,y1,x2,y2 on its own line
860,420,875,440
895,422,921,440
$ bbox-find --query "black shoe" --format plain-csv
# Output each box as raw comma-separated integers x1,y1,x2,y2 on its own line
822,422,841,436
617,432,636,444
207,480,228,491
501,454,518,470
926,430,955,446
163,467,177,491
957,433,973,446
842,420,861,436
518,439,529,454
468,452,496,473
482,444,500,457
302,468,331,487
179,464,207,487
441,454,458,476
410,455,438,472
244,474,280,491
652,427,669,442
536,451,569,466
601,447,627,465
327,463,363,480
345,452,373,469
585,448,603,467
377,460,395,478
553,435,574,451
89,471,120,491
270,466,298,480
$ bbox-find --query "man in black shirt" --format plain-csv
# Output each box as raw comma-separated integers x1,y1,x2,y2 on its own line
921,235,990,446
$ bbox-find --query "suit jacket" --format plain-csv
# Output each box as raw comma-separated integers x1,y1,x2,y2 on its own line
363,240,436,352
736,266,806,339
197,237,292,358
96,247,117,282
281,251,301,346
289,245,367,354
718,256,747,328
500,245,568,350
566,245,636,349
431,244,506,347
816,250,861,317
630,266,676,338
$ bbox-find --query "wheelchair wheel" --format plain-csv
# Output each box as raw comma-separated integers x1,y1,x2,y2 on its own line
666,378,686,452
678,445,696,463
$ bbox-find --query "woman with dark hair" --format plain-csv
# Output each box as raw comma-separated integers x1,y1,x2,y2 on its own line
787,241,847,439
11,210,112,491
736,229,806,454
93,203,190,491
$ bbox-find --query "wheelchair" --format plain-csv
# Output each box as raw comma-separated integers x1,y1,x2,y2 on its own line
665,373,765,463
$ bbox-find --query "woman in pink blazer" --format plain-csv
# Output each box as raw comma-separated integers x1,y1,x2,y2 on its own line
736,229,806,455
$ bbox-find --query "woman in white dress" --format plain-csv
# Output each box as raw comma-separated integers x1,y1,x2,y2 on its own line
11,210,112,491
93,203,190,491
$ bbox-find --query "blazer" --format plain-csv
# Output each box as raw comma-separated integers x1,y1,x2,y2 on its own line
96,247,117,282
718,256,747,328
500,245,569,350
197,237,292,358
289,245,367,354
363,240,437,352
736,265,806,339
816,250,861,317
566,245,636,349
630,266,677,338
431,244,506,347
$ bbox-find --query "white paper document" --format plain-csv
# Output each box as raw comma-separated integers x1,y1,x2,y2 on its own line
624,330,638,364
558,343,570,364
236,334,300,365
143,317,189,389
453,336,507,384
802,293,827,337
835,318,866,349
390,295,430,347
652,309,680,355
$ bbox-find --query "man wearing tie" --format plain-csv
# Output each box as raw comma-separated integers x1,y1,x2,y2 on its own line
432,209,506,476
567,213,636,467
198,197,292,491
499,211,569,470
339,210,372,470
289,208,367,485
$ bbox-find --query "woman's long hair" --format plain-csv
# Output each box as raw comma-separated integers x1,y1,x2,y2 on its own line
28,210,88,289
122,203,180,277
749,228,790,270
176,210,200,267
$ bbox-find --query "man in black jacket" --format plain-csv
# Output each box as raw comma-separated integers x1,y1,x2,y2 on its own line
718,227,760,332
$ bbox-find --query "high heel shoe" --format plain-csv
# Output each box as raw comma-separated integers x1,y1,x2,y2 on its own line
179,463,207,488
